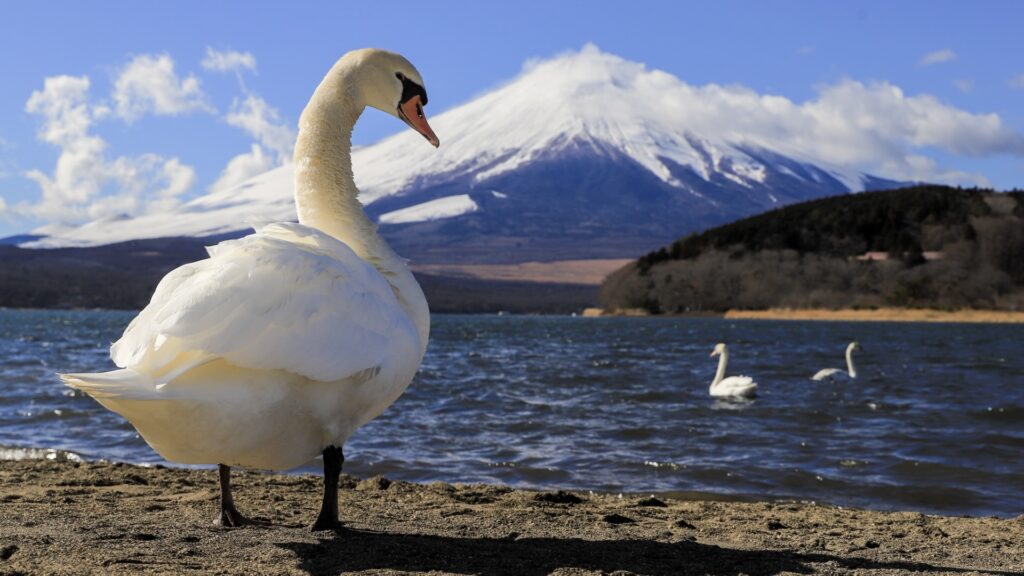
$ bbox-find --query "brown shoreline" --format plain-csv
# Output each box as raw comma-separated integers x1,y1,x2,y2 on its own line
724,308,1024,324
585,307,1024,323
1,460,1021,575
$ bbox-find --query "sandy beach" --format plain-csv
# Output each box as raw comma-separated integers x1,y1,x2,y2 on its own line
1,460,1021,575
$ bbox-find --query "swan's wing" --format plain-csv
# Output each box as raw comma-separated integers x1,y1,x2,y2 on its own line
722,375,756,389
812,368,841,381
713,375,757,396
111,223,419,383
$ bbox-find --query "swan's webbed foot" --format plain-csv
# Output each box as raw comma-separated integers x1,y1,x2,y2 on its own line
215,464,269,528
217,506,268,528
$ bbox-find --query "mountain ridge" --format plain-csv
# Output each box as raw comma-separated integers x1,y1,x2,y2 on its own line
14,45,908,263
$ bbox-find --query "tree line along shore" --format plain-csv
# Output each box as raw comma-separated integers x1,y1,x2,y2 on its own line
600,186,1024,316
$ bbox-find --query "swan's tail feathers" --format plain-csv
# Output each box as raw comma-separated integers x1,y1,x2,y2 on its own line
60,369,159,400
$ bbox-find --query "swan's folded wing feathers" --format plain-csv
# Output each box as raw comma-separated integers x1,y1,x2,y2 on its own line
111,225,414,383
812,368,840,380
111,263,203,369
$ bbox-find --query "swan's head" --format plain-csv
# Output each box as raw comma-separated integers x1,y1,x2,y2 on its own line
710,343,728,357
848,341,863,353
343,48,439,148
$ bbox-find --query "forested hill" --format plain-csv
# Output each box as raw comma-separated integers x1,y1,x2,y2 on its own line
600,186,1024,313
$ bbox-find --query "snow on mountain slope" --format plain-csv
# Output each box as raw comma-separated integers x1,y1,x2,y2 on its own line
23,45,904,259
379,194,478,225
348,43,870,202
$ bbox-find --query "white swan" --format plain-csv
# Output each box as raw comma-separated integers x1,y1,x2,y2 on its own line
811,342,862,381
61,49,439,531
709,343,757,398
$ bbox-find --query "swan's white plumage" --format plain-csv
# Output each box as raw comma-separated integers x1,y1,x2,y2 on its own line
61,49,433,472
708,343,758,398
811,342,860,381
710,375,757,398
811,367,846,381
110,223,417,384
61,223,423,471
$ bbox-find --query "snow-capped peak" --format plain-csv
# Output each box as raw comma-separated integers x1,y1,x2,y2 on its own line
24,45,884,250
351,44,867,201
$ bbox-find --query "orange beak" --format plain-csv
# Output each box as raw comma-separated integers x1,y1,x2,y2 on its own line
398,95,439,148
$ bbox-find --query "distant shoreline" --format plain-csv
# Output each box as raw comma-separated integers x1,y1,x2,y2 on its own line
585,307,1024,323
723,308,1024,324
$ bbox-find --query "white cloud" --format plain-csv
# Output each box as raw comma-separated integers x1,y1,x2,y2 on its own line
919,49,956,66
209,143,274,193
954,79,973,93
19,74,196,222
878,155,990,188
769,79,1020,182
201,47,257,74
210,95,295,193
113,53,211,122
803,80,1022,157
1009,74,1024,90
225,95,294,161
515,47,1024,186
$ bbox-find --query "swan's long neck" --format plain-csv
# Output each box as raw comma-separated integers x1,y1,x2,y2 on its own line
846,346,857,378
712,350,728,387
293,63,429,352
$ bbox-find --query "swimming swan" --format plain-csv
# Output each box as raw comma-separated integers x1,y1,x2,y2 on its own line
811,342,862,381
709,343,758,398
61,49,439,531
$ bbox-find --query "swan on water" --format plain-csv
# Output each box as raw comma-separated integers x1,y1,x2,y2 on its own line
811,342,862,381
61,49,438,531
709,343,758,398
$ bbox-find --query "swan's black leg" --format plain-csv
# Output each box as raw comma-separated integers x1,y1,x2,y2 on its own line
216,464,263,527
311,446,345,531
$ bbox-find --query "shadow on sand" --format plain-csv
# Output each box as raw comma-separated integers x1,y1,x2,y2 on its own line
277,527,1014,576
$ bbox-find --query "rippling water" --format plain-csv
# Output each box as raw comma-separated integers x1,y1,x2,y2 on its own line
1,309,1022,517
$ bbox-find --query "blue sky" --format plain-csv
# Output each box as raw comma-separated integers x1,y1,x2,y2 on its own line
1,0,1022,237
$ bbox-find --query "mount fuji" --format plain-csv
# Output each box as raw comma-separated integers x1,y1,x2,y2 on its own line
20,45,905,264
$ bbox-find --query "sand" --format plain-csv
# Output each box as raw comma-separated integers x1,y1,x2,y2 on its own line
1,461,1021,575
723,308,1024,324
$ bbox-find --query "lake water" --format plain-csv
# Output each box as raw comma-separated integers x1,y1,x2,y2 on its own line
1,309,1021,517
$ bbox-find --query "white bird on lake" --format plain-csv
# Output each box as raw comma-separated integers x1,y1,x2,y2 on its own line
61,49,439,531
709,343,758,398
811,342,862,381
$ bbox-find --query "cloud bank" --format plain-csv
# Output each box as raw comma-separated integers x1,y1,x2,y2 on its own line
7,45,1023,231
10,49,296,224
524,46,1022,185
19,74,195,222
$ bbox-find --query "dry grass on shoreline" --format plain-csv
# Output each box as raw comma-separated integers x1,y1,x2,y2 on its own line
723,308,1024,324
